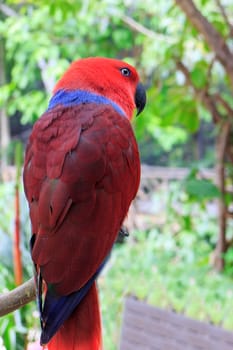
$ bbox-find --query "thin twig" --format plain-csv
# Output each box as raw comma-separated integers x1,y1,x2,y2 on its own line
121,15,157,39
121,14,173,42
206,56,216,90
215,0,233,35
0,3,17,17
176,60,221,123
177,60,233,121
214,93,233,116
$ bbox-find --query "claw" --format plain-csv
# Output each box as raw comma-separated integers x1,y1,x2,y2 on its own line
116,226,129,243
119,227,129,237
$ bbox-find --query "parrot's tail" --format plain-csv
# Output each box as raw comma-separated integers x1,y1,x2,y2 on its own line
47,283,102,350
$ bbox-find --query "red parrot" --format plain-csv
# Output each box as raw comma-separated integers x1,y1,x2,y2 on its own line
23,57,146,349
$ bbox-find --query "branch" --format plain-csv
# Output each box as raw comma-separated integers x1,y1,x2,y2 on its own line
215,0,233,35
121,15,157,39
226,211,233,219
175,0,233,89
0,3,17,17
214,121,230,271
0,278,36,317
214,93,233,116
177,61,221,123
206,56,216,90
177,60,233,122
37,58,56,94
121,15,173,43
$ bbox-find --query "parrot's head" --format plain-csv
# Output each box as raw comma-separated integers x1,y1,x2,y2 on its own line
53,57,146,119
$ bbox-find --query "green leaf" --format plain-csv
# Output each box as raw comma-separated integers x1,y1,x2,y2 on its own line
191,62,208,89
183,179,220,200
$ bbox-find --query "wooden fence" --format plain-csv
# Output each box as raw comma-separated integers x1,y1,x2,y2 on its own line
119,297,233,350
1,165,216,182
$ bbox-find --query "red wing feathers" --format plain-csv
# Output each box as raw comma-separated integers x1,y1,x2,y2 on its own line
23,103,140,296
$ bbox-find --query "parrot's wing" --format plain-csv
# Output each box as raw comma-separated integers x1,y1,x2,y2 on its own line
23,103,140,296
24,103,140,343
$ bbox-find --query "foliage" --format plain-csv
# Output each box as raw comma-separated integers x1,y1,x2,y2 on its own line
100,232,233,350
0,1,233,349
2,0,232,160
224,248,233,276
100,181,233,349
0,182,37,350
0,266,37,350
0,264,27,350
182,167,220,200
1,179,232,350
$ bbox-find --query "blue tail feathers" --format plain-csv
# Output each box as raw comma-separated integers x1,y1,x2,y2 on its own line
40,258,108,345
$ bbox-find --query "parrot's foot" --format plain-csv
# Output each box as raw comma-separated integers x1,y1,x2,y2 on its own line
116,226,129,243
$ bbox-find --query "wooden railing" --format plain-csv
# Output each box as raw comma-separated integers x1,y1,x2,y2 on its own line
119,297,233,350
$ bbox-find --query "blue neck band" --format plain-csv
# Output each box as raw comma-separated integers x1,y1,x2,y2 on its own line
47,89,126,117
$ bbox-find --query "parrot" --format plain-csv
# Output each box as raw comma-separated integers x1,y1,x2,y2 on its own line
23,57,146,350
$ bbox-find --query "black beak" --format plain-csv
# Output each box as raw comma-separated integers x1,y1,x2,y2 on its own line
135,82,146,116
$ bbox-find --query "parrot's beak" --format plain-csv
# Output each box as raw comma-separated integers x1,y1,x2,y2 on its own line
135,82,146,116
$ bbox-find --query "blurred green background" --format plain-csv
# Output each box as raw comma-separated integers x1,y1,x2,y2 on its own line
0,0,233,349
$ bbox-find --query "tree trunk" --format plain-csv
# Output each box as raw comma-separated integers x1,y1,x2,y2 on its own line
175,1,233,272
214,122,230,271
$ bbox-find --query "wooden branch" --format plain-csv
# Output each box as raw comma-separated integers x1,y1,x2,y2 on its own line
226,237,233,249
177,61,222,123
214,93,233,116
175,0,233,89
226,211,233,219
121,15,157,39
0,278,36,317
37,58,56,94
215,0,233,35
121,15,174,43
205,56,216,90
0,4,17,17
177,60,233,126
214,121,230,271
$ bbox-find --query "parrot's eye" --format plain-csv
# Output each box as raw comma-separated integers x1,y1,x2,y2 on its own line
120,67,131,77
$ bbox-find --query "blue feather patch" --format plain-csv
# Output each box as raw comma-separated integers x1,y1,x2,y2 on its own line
47,89,126,117
40,257,108,345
